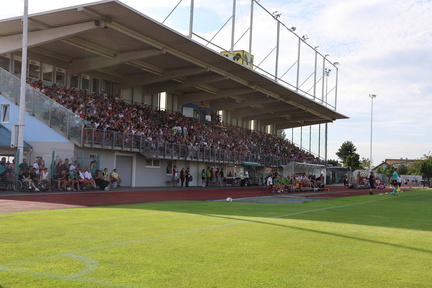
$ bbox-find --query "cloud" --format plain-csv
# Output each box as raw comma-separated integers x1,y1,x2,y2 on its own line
3,0,431,165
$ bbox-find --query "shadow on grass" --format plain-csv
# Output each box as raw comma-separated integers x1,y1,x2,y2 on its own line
201,212,432,255
104,190,432,233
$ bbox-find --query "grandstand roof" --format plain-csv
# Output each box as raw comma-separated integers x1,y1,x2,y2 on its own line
0,0,348,130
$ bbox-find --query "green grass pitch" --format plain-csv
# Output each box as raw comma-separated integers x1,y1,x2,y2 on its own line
1,190,431,287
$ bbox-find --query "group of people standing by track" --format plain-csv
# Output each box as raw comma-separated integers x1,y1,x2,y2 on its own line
265,172,325,194
171,166,225,188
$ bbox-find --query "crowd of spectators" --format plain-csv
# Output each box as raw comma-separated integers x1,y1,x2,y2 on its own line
266,171,325,193
29,79,321,163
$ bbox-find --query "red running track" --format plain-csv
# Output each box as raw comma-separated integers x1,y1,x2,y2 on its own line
0,185,402,213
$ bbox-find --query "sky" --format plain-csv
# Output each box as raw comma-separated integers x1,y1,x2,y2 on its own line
2,0,432,166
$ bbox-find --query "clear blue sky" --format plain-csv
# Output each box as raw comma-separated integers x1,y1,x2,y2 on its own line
3,0,432,166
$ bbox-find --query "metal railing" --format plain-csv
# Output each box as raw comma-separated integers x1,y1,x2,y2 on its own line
0,68,84,145
82,127,324,167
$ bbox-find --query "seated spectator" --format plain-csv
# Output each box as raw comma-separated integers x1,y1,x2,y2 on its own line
57,170,69,191
69,167,81,191
21,168,39,191
94,169,110,190
29,167,39,187
83,167,97,189
39,167,51,191
110,169,122,187
102,168,110,182
31,79,325,165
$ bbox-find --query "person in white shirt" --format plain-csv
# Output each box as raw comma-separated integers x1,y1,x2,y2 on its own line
39,167,51,191
266,175,273,187
83,167,97,189
33,159,40,176
244,170,250,186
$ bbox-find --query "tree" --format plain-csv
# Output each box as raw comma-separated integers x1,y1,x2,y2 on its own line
376,166,393,177
398,164,408,175
360,157,370,170
327,159,340,167
419,156,432,178
336,141,357,163
345,153,361,171
408,160,422,175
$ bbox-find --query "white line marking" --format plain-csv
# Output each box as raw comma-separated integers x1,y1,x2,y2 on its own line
0,193,419,286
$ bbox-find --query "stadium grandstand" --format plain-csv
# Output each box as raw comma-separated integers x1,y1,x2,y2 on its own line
0,0,347,187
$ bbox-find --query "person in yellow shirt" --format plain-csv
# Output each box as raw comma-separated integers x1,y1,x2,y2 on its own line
110,168,122,187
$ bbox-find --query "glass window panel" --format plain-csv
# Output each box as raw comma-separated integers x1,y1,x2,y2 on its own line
92,78,100,93
29,61,40,79
1,104,10,123
0,56,11,71
81,75,90,91
55,68,65,86
13,58,21,75
42,64,53,82
70,74,79,88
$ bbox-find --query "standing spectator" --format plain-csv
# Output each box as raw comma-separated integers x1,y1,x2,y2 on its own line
244,169,250,187
218,168,224,186
54,159,65,178
201,169,207,187
179,168,186,187
397,175,402,188
64,158,70,171
210,167,215,186
369,171,375,195
172,165,178,186
19,159,29,174
78,167,86,189
33,158,41,177
185,167,191,187
266,174,273,193
205,167,211,187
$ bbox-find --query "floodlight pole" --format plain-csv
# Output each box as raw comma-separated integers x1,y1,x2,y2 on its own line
189,0,194,38
369,94,377,171
18,0,29,162
230,0,236,52
248,0,254,60
275,20,280,80
296,37,301,92
313,48,318,100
